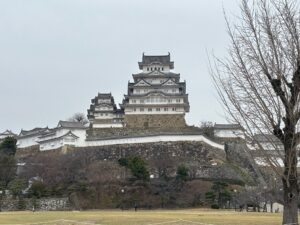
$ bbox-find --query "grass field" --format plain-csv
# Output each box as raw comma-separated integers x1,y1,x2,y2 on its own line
0,209,285,225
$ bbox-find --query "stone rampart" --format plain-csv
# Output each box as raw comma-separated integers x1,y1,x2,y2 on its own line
86,126,202,140
124,114,187,128
61,141,249,183
0,197,70,211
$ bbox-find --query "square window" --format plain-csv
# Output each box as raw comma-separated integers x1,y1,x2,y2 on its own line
156,108,160,111
148,108,152,112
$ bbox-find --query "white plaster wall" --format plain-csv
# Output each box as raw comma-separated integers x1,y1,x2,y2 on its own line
93,124,123,128
39,130,85,151
129,97,183,104
94,112,115,119
142,66,170,73
214,130,245,139
133,88,179,95
71,129,87,146
255,157,285,167
254,142,284,151
125,107,185,114
266,203,283,213
0,134,13,139
40,139,63,151
83,135,224,151
17,136,40,148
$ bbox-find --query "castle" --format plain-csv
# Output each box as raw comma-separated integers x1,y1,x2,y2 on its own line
11,54,244,152
88,53,189,129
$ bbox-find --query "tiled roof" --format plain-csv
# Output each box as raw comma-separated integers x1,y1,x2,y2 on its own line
132,71,180,77
214,124,243,130
138,53,174,69
37,131,79,143
253,134,281,143
0,130,16,136
19,127,48,137
58,121,86,129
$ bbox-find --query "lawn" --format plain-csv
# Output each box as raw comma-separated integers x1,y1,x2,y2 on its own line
0,209,284,225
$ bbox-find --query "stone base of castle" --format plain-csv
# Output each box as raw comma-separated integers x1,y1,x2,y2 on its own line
124,114,187,128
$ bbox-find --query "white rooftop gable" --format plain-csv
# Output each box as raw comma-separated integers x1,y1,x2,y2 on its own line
134,79,151,87
162,79,177,86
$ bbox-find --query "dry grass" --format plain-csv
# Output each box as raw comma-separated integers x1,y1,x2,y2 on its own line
0,209,285,225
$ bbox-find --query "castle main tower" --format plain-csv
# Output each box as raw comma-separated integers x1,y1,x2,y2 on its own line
122,53,189,128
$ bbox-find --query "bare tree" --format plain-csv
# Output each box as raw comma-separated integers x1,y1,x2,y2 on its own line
68,113,89,125
210,0,300,224
199,121,214,138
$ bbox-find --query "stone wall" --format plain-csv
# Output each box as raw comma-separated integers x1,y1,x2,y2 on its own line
124,114,187,128
15,145,40,158
57,141,249,183
86,126,202,140
225,142,265,185
0,197,70,211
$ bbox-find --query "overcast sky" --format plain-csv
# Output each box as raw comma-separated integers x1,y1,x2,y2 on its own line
0,0,241,133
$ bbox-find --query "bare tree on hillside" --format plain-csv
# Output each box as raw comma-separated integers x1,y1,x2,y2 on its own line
199,121,214,138
210,0,300,224
68,113,89,125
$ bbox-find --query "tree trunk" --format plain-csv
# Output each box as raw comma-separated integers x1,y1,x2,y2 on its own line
282,137,299,225
282,178,299,225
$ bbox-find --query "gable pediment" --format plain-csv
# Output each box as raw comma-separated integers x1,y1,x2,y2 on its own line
162,79,177,86
134,79,151,86
147,92,167,97
148,70,165,76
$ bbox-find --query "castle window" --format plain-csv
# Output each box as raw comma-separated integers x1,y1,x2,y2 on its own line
172,89,176,93
140,108,144,112
148,108,152,112
164,108,168,111
168,99,172,103
140,99,144,103
162,67,164,71
100,113,103,116
172,107,176,111
132,99,136,103
156,108,160,112
133,108,136,112
154,67,157,70
151,67,153,71
158,67,160,71
176,99,181,103
147,68,149,71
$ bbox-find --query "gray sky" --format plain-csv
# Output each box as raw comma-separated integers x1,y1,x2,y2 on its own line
0,0,240,133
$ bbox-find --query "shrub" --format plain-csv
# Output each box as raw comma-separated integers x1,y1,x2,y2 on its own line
118,156,149,181
211,204,220,209
176,165,189,181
